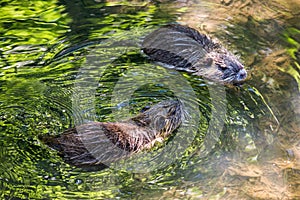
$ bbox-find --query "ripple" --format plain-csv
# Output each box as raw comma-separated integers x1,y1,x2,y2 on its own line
0,0,299,199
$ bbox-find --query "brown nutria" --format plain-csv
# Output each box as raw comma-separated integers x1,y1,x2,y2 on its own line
142,24,247,85
40,100,185,168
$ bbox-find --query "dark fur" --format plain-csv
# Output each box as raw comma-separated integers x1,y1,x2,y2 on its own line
40,100,185,168
142,24,247,84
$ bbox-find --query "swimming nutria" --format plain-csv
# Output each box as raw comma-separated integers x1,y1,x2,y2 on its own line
142,24,247,85
40,100,185,168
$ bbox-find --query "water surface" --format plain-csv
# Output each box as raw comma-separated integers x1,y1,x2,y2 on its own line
0,0,299,199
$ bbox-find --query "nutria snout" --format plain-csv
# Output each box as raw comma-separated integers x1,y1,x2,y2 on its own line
142,24,247,85
40,100,185,168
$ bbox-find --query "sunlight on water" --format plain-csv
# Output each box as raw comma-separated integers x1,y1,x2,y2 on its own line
0,0,299,199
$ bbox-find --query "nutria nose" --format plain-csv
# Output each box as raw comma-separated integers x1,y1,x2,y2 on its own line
237,69,247,81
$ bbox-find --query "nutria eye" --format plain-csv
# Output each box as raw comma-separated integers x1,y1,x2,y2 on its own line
217,64,227,71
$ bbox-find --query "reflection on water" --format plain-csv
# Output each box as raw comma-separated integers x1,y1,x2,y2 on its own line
0,0,299,199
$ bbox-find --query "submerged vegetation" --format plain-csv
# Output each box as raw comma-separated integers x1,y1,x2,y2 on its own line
0,0,299,199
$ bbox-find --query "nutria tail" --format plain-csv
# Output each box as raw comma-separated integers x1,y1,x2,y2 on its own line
39,100,185,168
142,24,247,85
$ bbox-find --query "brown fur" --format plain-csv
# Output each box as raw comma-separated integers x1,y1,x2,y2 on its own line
40,100,185,168
142,24,247,85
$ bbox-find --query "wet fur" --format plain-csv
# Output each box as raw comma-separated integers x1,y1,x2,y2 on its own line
142,24,247,84
40,100,185,167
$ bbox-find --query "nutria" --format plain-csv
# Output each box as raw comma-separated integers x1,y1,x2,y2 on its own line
142,24,247,85
40,100,185,168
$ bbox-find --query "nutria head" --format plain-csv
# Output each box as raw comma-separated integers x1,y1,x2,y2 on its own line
204,50,247,85
131,100,185,137
142,24,247,85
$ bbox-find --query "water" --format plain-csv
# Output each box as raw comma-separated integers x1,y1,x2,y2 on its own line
0,0,299,199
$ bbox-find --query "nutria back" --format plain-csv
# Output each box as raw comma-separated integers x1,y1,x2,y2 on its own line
142,24,247,85
40,100,185,168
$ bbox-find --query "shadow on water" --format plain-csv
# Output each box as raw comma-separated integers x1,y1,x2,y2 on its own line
0,0,299,199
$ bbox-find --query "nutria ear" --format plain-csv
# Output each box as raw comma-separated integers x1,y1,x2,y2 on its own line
205,58,213,67
153,116,167,131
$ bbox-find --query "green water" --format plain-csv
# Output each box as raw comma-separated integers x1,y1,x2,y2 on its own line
0,0,299,199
